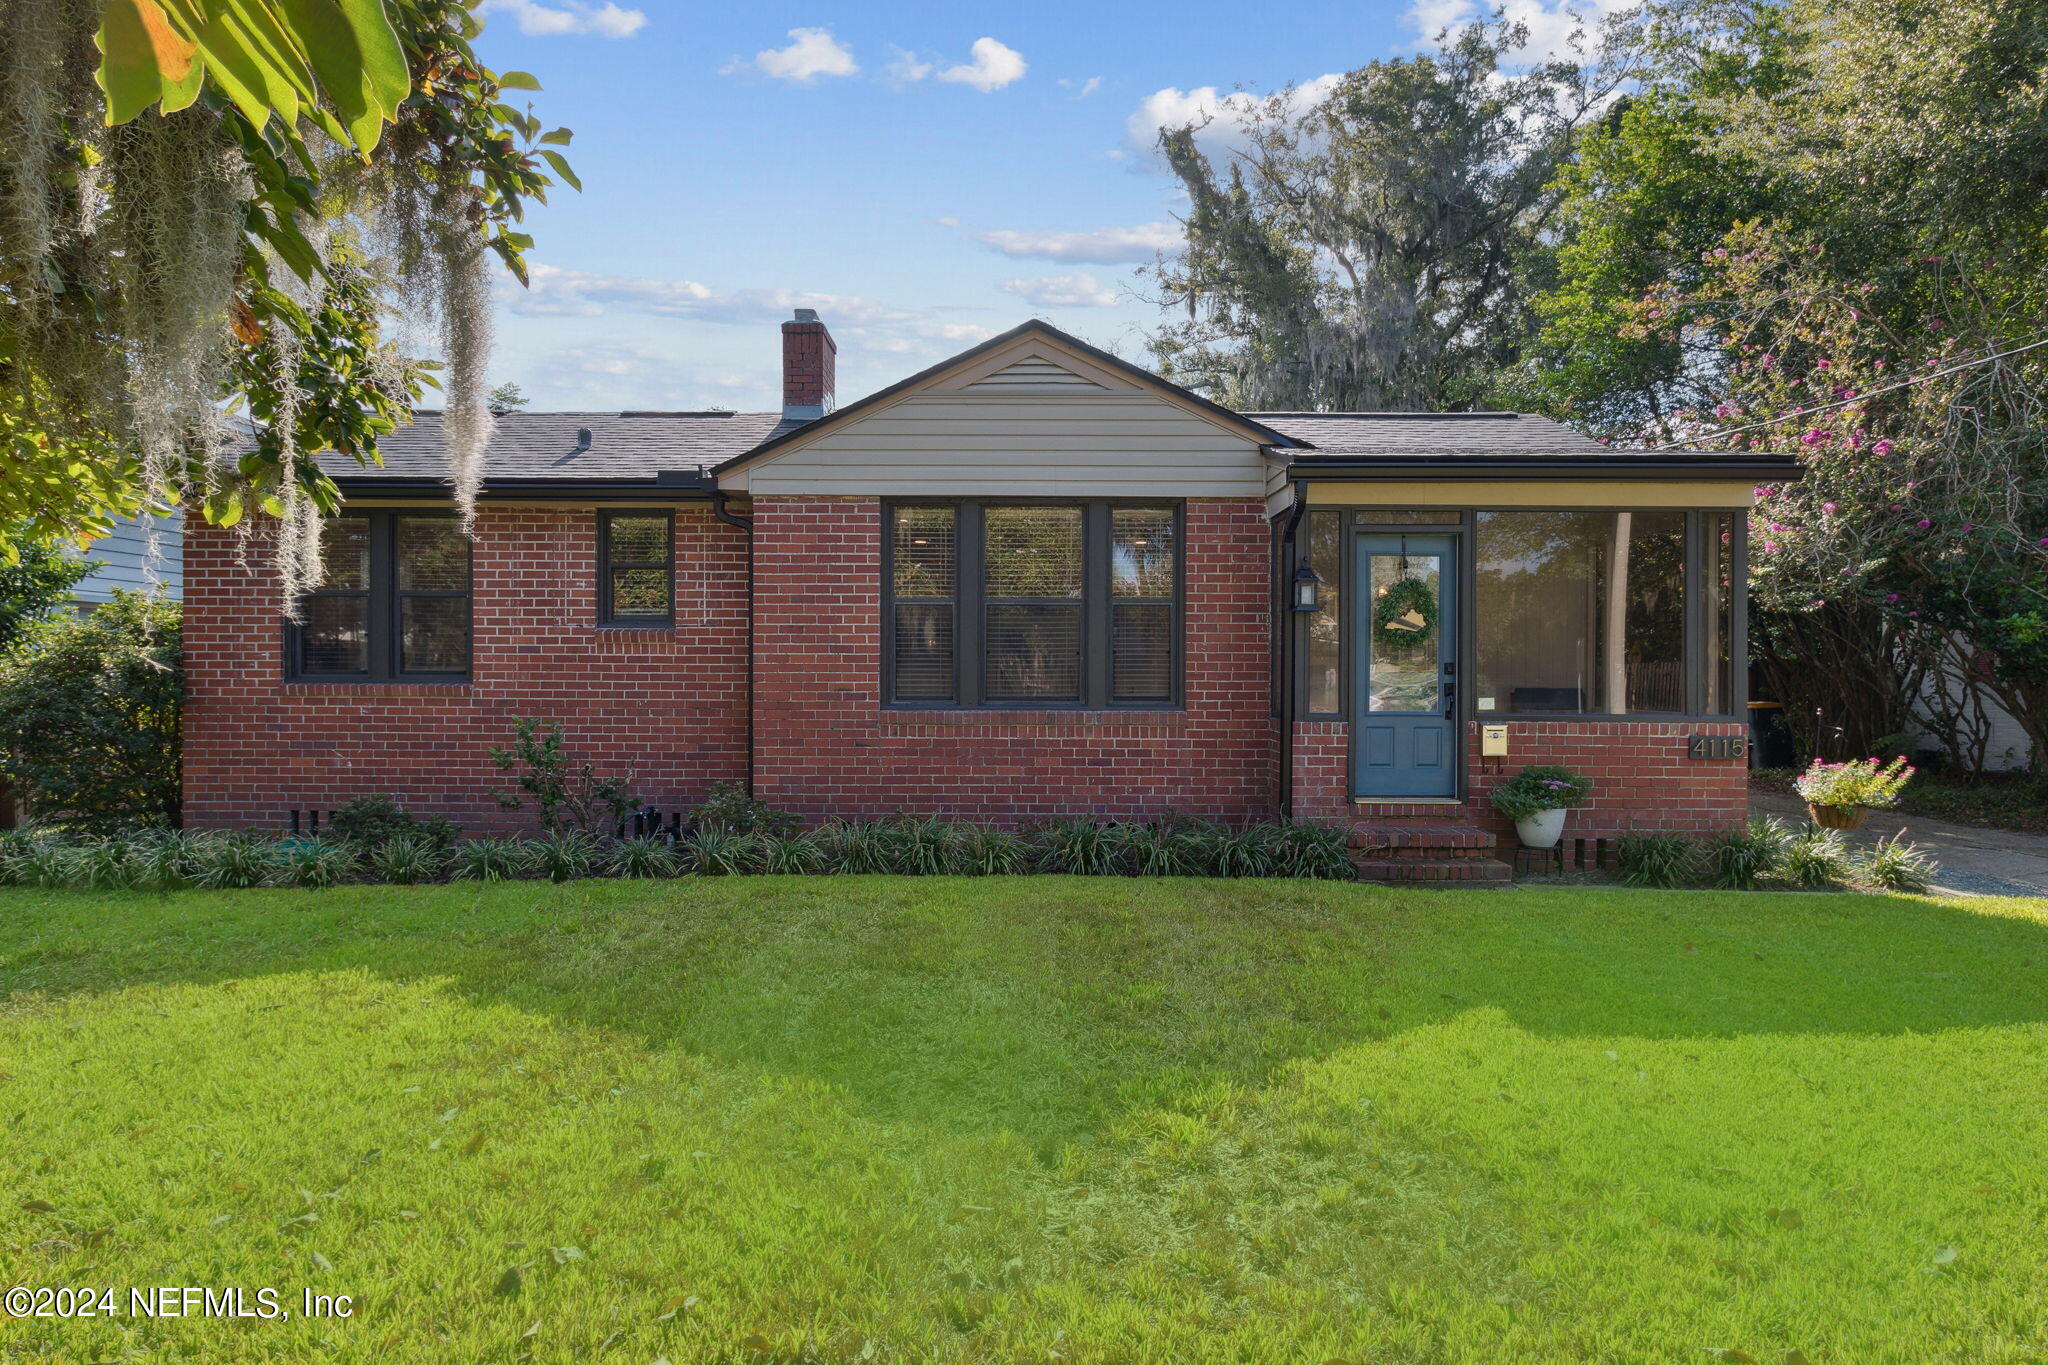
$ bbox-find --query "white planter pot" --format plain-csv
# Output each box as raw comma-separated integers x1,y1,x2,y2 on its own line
1515,807,1568,849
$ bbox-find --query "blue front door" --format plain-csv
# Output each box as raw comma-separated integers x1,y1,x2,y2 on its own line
1353,533,1458,799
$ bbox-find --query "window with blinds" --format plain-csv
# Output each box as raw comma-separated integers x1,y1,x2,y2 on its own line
292,512,471,680
883,501,1181,708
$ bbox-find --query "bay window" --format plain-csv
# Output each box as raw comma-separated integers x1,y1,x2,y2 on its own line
884,500,1181,708
292,512,471,681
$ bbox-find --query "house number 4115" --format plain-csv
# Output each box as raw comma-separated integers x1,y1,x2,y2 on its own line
1688,735,1748,760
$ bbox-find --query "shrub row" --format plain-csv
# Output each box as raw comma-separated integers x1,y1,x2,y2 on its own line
1615,817,1935,893
0,817,1357,893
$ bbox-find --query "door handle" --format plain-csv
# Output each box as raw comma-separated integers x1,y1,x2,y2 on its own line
1442,680,1456,718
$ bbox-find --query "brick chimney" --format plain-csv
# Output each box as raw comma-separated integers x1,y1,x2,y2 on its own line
780,308,836,420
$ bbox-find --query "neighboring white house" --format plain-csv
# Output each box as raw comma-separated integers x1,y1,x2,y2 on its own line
69,508,182,607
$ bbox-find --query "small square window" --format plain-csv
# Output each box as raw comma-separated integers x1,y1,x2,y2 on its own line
600,511,674,625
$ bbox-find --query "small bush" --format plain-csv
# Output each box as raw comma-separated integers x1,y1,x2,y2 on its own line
189,833,270,890
890,815,963,875
453,839,533,882
268,838,360,889
1705,818,1789,890
1116,819,1213,877
607,835,683,878
954,826,1028,877
820,820,896,875
73,838,141,891
682,825,760,876
693,783,802,838
330,795,458,850
756,831,826,875
369,835,447,885
1215,823,1288,878
531,830,600,883
1032,819,1122,876
489,719,639,835
1858,835,1935,893
1617,832,1697,888
129,832,199,891
1780,827,1852,888
1273,822,1355,880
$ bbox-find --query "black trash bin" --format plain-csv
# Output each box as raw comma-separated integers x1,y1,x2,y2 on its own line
1747,701,1796,769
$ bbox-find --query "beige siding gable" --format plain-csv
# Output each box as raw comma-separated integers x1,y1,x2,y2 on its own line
734,332,1278,498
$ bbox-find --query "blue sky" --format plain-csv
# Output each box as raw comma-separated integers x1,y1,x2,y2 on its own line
468,0,1592,412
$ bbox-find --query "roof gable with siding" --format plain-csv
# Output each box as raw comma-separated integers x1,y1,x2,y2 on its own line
723,329,1286,498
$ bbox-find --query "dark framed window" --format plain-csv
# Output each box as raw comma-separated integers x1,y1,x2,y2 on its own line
290,511,470,681
599,510,674,626
882,500,1182,708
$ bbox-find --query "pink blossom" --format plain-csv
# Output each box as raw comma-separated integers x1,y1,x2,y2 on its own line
1597,436,1611,445
1817,358,1831,369
1872,439,1894,457
1800,429,1826,447
1916,519,1932,530
1963,523,1974,532
1885,593,1899,604
2038,537,2048,547
1823,502,1838,516
1763,541,1780,554
1755,487,1773,499
1770,522,1786,534
1715,404,1733,418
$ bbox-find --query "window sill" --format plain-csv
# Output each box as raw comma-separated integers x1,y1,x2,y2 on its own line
878,707,1187,729
280,679,473,694
591,622,675,632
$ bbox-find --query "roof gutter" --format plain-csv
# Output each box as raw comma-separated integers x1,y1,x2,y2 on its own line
329,470,717,501
1286,457,1802,481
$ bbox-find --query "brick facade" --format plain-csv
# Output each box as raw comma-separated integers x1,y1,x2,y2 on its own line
184,495,1750,841
1290,718,1749,840
182,505,749,833
750,496,1278,823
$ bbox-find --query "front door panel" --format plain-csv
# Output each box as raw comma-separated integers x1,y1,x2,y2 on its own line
1353,534,1457,798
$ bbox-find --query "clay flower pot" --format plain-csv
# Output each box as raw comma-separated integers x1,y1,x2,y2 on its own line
1806,802,1869,831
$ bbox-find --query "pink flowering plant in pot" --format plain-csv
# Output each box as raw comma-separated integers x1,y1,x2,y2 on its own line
1793,756,1915,830
1490,765,1592,849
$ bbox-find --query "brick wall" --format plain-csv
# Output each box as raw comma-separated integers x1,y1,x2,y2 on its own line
751,496,1279,823
182,505,749,834
1290,718,1749,839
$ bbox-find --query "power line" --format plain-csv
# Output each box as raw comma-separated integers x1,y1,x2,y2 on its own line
1645,332,2048,452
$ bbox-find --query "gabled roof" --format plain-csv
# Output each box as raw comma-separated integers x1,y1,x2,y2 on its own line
710,318,1306,477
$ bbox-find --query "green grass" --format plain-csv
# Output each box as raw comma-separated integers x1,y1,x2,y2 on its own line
2,878,2045,1363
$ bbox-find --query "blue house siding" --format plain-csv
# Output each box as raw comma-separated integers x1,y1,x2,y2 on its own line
71,509,183,603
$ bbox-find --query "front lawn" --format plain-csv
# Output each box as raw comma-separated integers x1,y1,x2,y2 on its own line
2,878,2044,1362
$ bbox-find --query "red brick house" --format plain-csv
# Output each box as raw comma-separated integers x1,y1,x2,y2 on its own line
183,314,1795,870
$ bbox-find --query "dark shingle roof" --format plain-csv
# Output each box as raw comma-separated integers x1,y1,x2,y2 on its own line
317,410,806,483
1250,412,1615,460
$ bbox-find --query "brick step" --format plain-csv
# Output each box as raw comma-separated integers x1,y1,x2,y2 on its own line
1353,856,1514,886
1347,823,1498,859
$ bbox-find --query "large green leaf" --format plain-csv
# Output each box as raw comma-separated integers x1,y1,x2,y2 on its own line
96,0,200,123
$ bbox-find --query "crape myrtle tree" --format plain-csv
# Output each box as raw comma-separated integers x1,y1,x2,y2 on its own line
1512,0,2048,767
1144,16,1642,413
0,0,579,605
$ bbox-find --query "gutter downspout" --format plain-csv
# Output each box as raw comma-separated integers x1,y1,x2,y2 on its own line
1278,478,1309,822
712,488,756,796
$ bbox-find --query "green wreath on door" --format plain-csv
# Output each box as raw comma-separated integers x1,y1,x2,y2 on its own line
1372,575,1438,650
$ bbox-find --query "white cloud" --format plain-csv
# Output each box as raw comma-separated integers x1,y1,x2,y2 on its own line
883,46,933,84
1405,0,1628,60
505,265,995,372
722,27,858,83
477,0,645,38
937,37,1027,92
1059,76,1104,99
976,221,1183,265
997,273,1120,308
1125,74,1344,161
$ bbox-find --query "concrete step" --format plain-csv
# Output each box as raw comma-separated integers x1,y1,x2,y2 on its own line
1352,856,1514,886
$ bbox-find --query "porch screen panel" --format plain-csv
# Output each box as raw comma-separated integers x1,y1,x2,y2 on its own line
1305,509,1342,714
983,506,1082,702
1110,506,1175,701
298,516,371,674
890,506,956,701
1703,511,1736,714
1474,511,1686,715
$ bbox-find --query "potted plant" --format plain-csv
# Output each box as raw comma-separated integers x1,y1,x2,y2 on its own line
1490,765,1593,849
1793,756,1914,830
